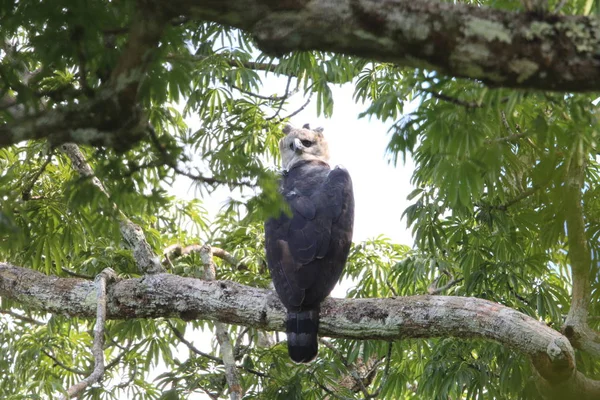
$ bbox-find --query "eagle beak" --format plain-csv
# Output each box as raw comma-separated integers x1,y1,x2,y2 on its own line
293,138,303,153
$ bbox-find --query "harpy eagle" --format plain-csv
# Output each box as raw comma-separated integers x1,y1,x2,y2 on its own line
265,123,354,363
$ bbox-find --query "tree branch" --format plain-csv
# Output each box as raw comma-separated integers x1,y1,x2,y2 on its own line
61,143,164,274
162,243,245,270
175,0,600,92
42,350,88,375
7,0,598,152
423,89,480,108
61,268,117,399
562,160,600,357
200,245,243,400
168,320,223,363
2,261,598,398
427,276,464,295
0,309,45,325
21,150,53,201
145,127,257,189
277,92,313,121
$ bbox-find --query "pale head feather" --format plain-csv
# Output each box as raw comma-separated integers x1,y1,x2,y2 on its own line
279,124,329,170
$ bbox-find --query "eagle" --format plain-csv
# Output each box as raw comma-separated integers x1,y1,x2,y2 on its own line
265,123,354,363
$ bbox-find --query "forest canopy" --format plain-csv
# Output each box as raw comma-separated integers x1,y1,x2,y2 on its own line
0,0,599,399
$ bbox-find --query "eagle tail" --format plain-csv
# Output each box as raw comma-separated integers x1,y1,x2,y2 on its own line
286,309,319,363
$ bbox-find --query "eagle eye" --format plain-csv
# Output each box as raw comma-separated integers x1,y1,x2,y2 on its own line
301,140,313,147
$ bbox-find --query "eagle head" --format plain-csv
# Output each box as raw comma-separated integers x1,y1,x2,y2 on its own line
280,123,330,170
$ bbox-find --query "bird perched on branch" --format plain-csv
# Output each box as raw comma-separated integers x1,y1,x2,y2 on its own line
265,123,354,363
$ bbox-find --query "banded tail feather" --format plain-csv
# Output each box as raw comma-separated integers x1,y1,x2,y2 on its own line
286,309,319,363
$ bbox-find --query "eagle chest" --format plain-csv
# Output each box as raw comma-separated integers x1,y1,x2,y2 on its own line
265,161,353,310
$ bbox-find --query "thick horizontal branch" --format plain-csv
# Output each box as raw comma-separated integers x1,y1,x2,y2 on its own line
179,0,600,92
2,261,596,397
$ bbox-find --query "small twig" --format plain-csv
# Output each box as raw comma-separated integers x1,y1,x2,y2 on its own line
485,184,542,212
169,321,268,379
491,110,528,143
230,83,292,102
168,321,223,363
349,368,371,399
200,387,220,400
162,243,245,270
115,363,137,388
61,268,117,399
145,127,256,188
319,338,371,398
61,267,94,280
60,143,108,195
167,53,282,75
233,327,250,360
385,280,399,297
423,89,480,109
0,309,45,325
428,277,464,295
42,350,87,375
277,92,313,121
212,247,242,268
553,0,568,13
507,282,530,305
162,243,197,265
311,371,354,400
106,336,129,351
22,150,53,201
266,76,293,120
105,340,145,371
369,342,393,398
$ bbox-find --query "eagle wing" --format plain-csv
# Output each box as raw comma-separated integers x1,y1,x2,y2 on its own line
265,166,353,310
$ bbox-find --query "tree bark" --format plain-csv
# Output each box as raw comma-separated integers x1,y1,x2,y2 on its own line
177,0,600,92
1,261,599,398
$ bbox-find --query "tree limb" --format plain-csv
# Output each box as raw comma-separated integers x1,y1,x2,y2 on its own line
162,243,245,270
423,89,480,109
61,268,117,399
200,245,243,400
427,276,464,295
0,309,45,325
172,0,600,92
2,261,598,398
42,350,87,376
562,159,600,358
168,320,223,363
21,150,54,201
61,143,164,274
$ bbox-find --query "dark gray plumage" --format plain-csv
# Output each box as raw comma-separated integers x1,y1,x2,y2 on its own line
265,124,354,363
